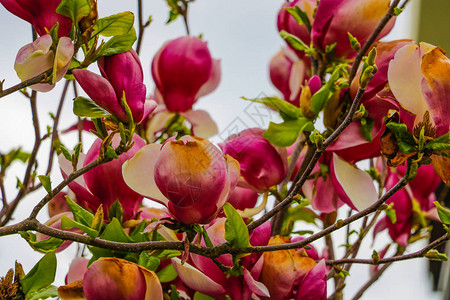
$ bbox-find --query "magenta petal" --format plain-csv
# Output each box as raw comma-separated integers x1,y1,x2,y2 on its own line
72,69,128,121
303,175,343,213
295,260,327,300
243,269,269,297
227,186,258,211
197,58,221,98
269,49,295,101
83,135,145,221
153,37,213,112
0,0,34,24
98,49,146,122
66,258,89,284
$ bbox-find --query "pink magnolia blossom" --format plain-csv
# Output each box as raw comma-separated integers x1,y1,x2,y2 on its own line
259,236,327,300
123,136,240,224
312,0,395,58
152,36,220,112
59,135,146,221
220,128,288,192
277,0,317,57
172,219,271,299
14,34,73,92
227,186,259,211
58,257,163,300
0,0,72,36
73,49,156,123
388,43,450,183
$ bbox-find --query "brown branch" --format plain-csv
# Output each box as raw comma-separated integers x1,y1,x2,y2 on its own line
348,0,401,83
0,69,52,99
136,0,152,55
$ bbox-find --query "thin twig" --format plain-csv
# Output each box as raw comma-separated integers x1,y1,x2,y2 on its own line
348,0,401,83
136,0,152,54
0,69,52,99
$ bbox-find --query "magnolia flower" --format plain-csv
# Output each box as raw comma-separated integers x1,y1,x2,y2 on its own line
123,136,240,224
388,42,450,183
227,186,259,211
14,34,73,92
172,218,271,300
152,36,221,112
220,128,288,192
259,236,327,300
60,135,146,221
0,0,72,36
58,257,163,300
73,49,156,123
312,0,395,58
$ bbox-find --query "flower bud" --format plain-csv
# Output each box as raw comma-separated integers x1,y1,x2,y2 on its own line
123,136,240,224
14,35,74,92
220,128,288,192
152,36,220,112
73,50,156,123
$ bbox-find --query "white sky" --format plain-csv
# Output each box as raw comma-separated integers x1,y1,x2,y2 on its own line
0,0,444,299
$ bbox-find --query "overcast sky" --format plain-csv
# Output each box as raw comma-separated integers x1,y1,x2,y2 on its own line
0,0,443,299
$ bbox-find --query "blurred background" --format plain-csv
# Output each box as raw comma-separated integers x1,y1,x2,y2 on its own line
0,0,448,299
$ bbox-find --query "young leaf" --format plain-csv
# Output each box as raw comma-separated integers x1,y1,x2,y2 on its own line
99,218,133,243
385,123,418,154
19,232,64,253
105,145,119,159
26,285,58,300
61,216,99,238
73,96,111,118
285,5,311,31
91,11,134,38
434,201,450,224
56,0,91,24
138,251,161,271
311,67,341,113
223,203,251,249
425,133,450,151
65,196,94,226
242,96,301,120
156,264,178,283
193,292,215,300
263,118,314,147
108,199,123,223
37,175,52,194
280,30,309,52
360,118,374,142
91,205,104,232
94,27,137,58
20,252,57,296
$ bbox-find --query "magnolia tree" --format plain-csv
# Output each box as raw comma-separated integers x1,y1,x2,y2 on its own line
0,0,449,299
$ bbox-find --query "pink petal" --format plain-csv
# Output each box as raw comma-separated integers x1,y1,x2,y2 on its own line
243,269,270,297
53,37,74,82
66,258,89,284
182,109,218,138
72,69,128,121
295,260,327,300
196,58,221,98
330,153,378,211
171,258,226,297
122,144,170,206
269,49,295,101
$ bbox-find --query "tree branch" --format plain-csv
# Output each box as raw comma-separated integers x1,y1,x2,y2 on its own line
0,69,52,99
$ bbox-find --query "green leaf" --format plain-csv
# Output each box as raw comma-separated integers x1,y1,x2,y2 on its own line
193,292,215,300
56,0,91,23
425,133,450,151
91,11,134,38
73,96,111,118
360,118,374,142
167,9,179,23
53,140,72,162
37,175,52,194
26,285,58,300
100,218,133,243
108,199,123,223
386,207,397,224
385,123,418,153
425,249,448,261
19,232,64,253
434,201,450,224
94,27,137,59
280,30,309,52
156,264,178,283
138,251,161,271
21,252,57,296
65,196,94,226
61,215,99,238
105,145,119,160
393,7,403,16
311,67,341,113
348,32,361,51
285,5,311,32
263,118,314,147
242,96,301,120
223,203,251,249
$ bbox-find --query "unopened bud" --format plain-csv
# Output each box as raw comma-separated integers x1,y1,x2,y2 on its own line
367,48,377,65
